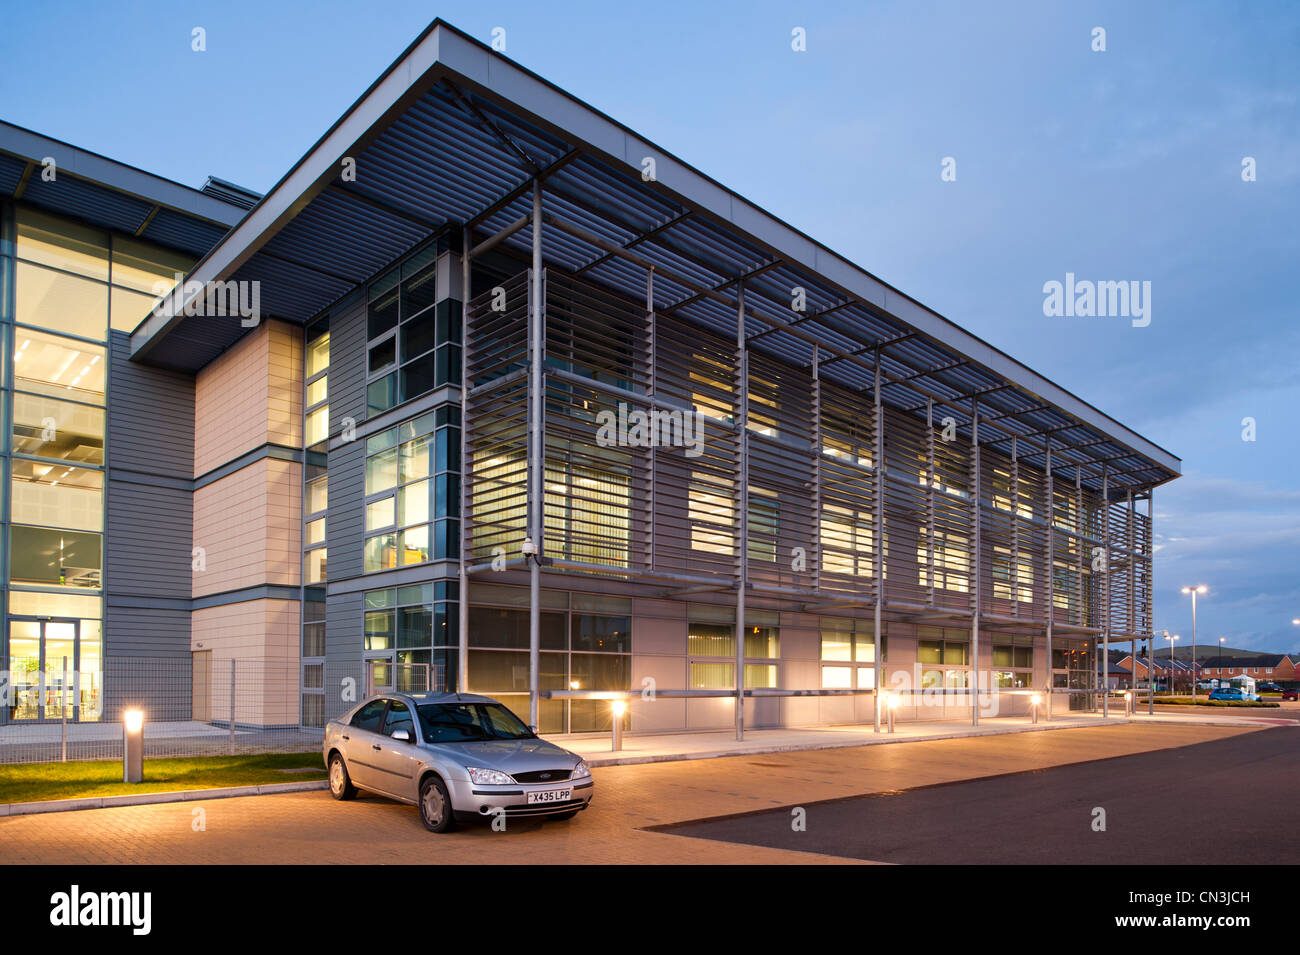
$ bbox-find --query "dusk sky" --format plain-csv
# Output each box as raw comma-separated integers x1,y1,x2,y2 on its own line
4,0,1296,654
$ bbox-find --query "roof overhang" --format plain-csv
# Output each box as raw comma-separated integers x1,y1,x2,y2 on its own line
128,19,1180,491
0,120,246,255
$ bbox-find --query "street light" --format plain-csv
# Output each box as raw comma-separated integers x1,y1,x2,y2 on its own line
123,709,144,783
1166,634,1179,695
1181,585,1207,702
610,698,626,752
1217,637,1226,691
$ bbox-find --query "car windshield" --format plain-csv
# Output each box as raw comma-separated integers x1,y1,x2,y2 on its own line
416,702,536,743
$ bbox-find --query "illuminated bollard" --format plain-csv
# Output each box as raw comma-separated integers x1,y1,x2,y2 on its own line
887,691,901,734
1030,693,1041,724
611,699,625,752
1124,690,1132,717
123,709,144,783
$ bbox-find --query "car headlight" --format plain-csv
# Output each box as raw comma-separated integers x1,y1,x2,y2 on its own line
571,760,591,778
466,767,515,786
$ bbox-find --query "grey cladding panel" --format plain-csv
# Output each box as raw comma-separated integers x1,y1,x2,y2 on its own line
107,331,196,479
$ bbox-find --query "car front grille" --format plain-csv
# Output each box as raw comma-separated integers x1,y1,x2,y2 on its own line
503,798,586,816
512,769,572,783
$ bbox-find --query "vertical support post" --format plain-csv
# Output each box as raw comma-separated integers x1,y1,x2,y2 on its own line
1045,439,1054,721
872,356,884,732
458,225,471,694
645,267,656,574
229,658,236,754
811,345,822,595
1147,490,1155,716
61,656,67,762
734,281,748,742
969,401,981,727
926,399,936,607
1102,464,1110,718
1011,436,1020,620
528,180,544,732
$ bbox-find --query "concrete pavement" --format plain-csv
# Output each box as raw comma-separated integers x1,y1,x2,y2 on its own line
0,722,1259,864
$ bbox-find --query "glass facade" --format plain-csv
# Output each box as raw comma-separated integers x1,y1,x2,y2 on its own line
0,203,192,722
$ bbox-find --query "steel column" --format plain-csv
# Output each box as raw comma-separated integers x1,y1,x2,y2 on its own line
1044,439,1054,720
527,179,544,731
1147,490,1155,716
1102,463,1110,718
459,226,471,693
734,281,748,741
872,356,884,733
970,401,981,727
811,345,822,595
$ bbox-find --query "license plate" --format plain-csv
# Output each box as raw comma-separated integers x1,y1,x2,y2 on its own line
526,788,572,804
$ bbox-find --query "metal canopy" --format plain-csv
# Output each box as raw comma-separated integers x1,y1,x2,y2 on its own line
128,19,1179,493
0,120,246,256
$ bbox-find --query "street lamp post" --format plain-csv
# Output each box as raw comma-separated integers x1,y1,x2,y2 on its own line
1166,633,1179,695
1181,586,1207,701
1217,637,1226,691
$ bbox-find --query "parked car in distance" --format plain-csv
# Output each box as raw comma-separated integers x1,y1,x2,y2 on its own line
1208,687,1259,702
1256,682,1283,693
323,692,594,832
1282,687,1298,701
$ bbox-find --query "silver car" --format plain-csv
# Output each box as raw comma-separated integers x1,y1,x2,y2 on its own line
322,692,594,832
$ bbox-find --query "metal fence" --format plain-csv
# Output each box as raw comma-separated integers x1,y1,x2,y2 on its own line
0,656,334,765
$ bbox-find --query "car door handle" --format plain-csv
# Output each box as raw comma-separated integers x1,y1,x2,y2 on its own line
372,744,382,751
342,735,350,741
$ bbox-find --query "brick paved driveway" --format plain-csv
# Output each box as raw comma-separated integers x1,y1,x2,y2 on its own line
0,723,1254,864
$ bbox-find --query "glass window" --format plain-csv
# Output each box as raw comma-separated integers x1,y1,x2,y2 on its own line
350,699,388,731
382,700,415,737
399,480,429,526
366,497,395,531
15,261,107,341
304,548,327,584
306,377,327,407
305,406,329,447
109,285,161,333
688,622,734,657
307,333,330,377
364,610,394,651
364,533,398,572
305,475,327,514
690,662,734,689
110,235,194,295
571,615,631,653
12,392,104,464
365,448,398,495
10,526,102,588
11,459,103,531
14,329,106,404
16,208,108,280
822,665,852,688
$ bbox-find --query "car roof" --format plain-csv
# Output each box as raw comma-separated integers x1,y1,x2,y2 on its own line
390,691,501,705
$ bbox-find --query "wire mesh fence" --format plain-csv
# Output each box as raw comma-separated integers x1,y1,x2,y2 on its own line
0,656,359,765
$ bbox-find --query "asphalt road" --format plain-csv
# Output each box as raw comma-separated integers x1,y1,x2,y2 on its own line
654,725,1300,864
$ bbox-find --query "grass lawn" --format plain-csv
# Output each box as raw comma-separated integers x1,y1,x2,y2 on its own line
0,753,326,804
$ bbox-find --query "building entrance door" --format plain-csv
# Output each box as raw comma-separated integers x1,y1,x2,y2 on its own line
6,618,81,721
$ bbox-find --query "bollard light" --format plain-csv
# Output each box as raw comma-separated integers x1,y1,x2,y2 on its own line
887,691,901,734
1030,693,1041,724
610,699,626,752
1123,690,1132,717
123,709,144,783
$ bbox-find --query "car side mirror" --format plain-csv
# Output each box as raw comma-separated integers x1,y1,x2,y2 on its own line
390,729,411,743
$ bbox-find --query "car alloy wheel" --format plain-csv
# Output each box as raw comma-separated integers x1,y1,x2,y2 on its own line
419,776,455,833
329,753,356,801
